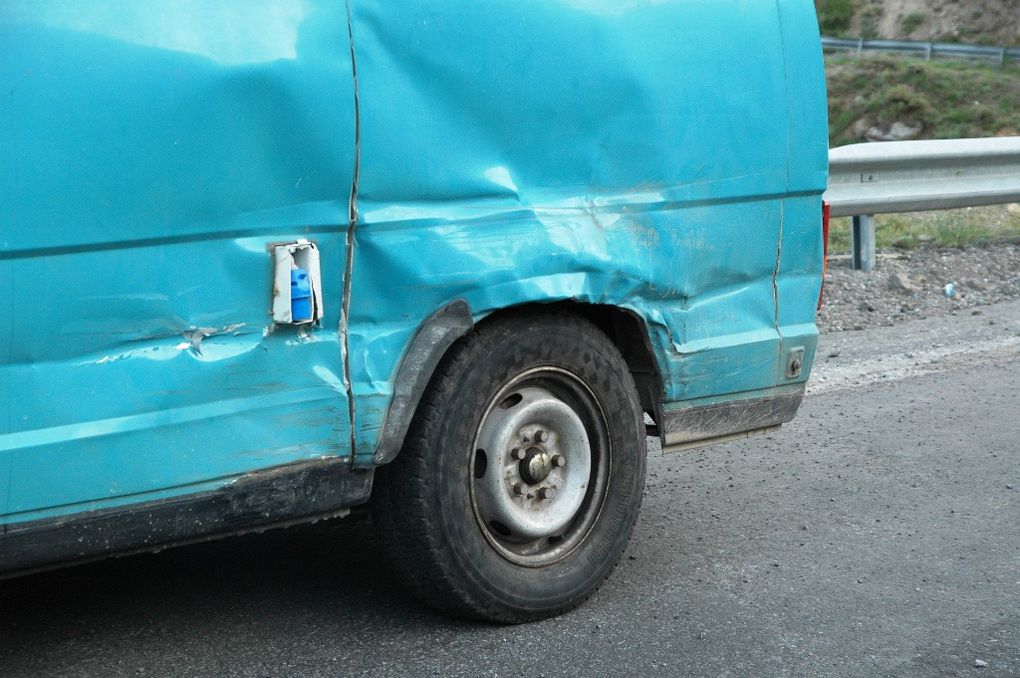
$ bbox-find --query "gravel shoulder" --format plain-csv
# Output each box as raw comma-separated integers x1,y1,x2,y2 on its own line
818,244,1020,333
814,242,1020,393
813,297,1020,394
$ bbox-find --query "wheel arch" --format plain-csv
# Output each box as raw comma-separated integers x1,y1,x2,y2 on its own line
369,300,663,467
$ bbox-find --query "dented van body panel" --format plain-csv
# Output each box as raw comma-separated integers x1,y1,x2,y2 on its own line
346,0,828,463
0,0,827,570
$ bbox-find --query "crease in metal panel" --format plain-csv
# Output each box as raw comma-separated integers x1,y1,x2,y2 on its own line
341,0,361,460
773,0,790,339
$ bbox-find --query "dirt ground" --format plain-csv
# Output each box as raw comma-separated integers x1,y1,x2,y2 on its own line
817,244,1020,333
860,0,1020,44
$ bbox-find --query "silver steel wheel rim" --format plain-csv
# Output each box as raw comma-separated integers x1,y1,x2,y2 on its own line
469,367,611,567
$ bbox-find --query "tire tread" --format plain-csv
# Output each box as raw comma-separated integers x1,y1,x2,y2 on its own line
372,310,645,623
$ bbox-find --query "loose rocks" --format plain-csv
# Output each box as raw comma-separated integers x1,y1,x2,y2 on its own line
819,244,1020,333
887,271,919,294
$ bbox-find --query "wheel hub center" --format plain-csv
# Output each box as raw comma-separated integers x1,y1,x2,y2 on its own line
520,447,552,485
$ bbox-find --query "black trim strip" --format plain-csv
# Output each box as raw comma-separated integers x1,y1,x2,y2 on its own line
367,300,474,467
0,458,373,578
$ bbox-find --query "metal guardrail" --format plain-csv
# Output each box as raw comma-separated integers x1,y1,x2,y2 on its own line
822,36,1020,67
824,137,1020,271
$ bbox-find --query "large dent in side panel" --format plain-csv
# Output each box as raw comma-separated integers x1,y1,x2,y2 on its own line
347,0,794,462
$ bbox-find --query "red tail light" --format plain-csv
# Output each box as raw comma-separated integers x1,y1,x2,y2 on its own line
818,201,831,311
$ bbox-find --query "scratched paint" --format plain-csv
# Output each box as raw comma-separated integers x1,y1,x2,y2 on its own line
345,0,829,463
0,0,828,523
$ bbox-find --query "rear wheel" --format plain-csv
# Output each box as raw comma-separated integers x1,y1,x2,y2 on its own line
372,310,646,623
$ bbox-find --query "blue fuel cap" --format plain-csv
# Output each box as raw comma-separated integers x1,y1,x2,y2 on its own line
291,267,312,322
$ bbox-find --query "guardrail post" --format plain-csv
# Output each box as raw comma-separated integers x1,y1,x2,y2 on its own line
851,214,876,272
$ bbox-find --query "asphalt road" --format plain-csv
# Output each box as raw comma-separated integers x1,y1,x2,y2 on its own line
1,308,1018,678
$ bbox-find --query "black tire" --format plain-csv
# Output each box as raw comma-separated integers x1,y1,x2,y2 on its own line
371,310,646,623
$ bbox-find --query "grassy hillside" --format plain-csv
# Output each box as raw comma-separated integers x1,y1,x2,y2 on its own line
827,57,1020,146
817,0,1020,147
818,1,1020,253
825,57,1020,251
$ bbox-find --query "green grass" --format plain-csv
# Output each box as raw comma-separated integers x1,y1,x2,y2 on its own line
827,56,1020,146
900,11,927,35
930,213,1002,247
827,206,1020,253
858,5,884,39
816,0,857,35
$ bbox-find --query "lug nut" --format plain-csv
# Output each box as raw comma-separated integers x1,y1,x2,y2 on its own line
513,482,526,495
537,487,555,500
552,455,565,468
534,429,548,443
510,447,525,460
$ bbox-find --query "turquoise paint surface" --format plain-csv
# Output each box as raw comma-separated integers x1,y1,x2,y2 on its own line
346,0,828,462
1,0,828,522
1,1,356,522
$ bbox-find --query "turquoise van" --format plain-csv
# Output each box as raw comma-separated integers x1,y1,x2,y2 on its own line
0,1,829,622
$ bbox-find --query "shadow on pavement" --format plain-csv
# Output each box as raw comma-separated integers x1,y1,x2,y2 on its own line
0,513,463,669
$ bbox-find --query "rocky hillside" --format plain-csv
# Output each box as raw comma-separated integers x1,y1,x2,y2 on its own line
816,0,1020,45
819,0,1020,145
827,57,1020,145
